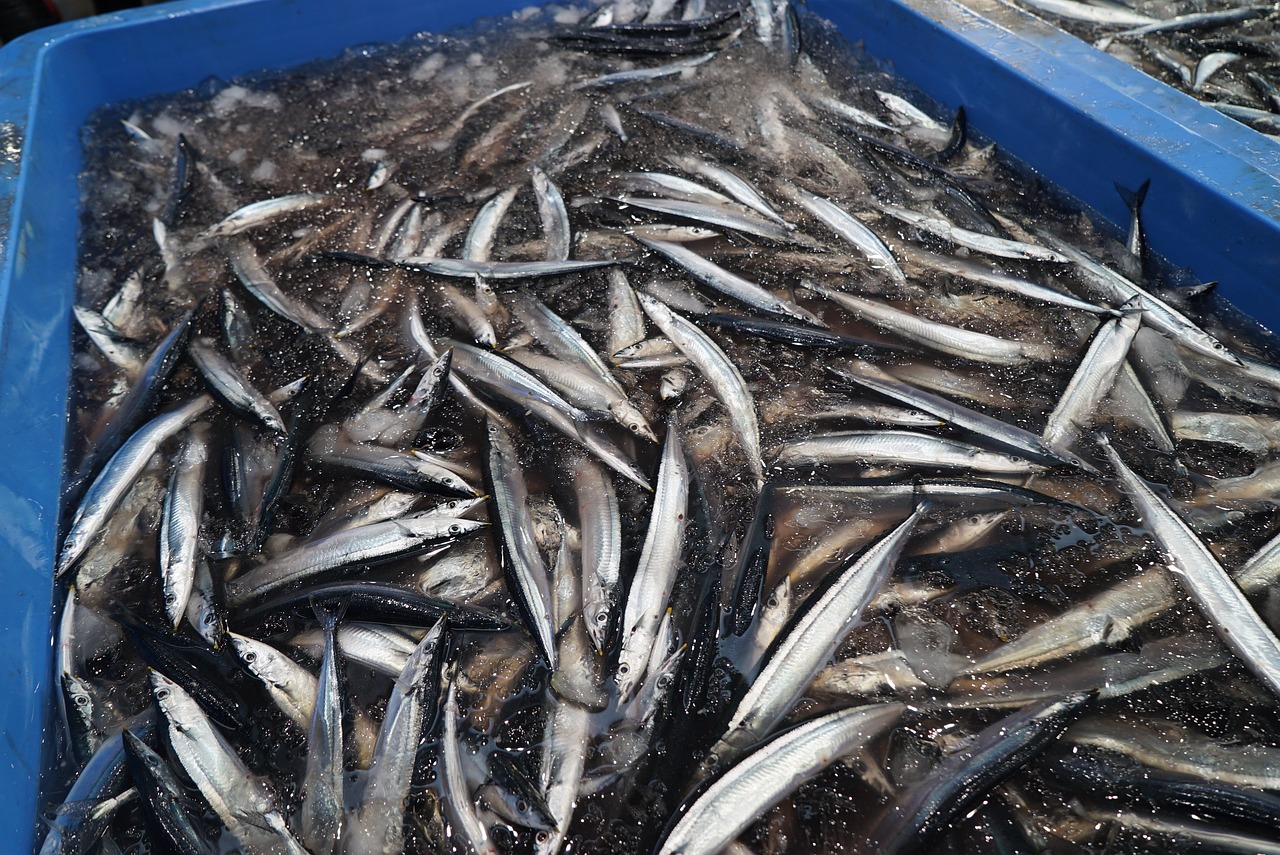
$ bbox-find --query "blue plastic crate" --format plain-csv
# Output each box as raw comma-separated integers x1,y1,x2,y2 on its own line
0,0,1278,848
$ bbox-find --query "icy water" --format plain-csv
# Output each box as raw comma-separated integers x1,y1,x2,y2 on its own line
46,1,1280,853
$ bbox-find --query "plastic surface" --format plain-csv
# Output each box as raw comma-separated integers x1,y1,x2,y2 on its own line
0,0,1278,848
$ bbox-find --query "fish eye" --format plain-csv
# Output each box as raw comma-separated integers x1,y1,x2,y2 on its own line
629,423,641,433
617,663,630,675
516,800,529,814
594,612,608,624
535,832,551,845
163,591,176,603
657,674,673,689
74,695,90,707
156,688,170,700
449,524,461,534
243,651,257,663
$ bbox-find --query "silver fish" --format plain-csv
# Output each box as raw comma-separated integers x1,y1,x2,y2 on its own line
615,421,690,701
638,237,823,326
464,185,520,262
878,203,1070,262
573,456,622,654
638,293,764,487
705,504,927,770
791,189,905,283
440,681,499,855
1101,436,1280,700
344,622,446,855
397,256,618,279
486,417,558,669
299,607,345,855
1041,309,1142,454
200,192,330,239
189,337,286,433
667,156,789,225
58,394,213,578
772,430,1046,475
159,427,209,629
806,282,1063,365
152,671,308,854
531,166,572,261
658,704,905,855
225,515,486,606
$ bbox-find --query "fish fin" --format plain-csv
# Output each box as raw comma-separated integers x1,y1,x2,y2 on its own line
1178,280,1219,299
1114,178,1151,213
934,105,967,165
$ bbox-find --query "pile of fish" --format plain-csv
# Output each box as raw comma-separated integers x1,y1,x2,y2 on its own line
44,0,1280,853
994,0,1280,137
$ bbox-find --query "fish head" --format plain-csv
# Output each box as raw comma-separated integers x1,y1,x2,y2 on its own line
614,638,651,704
609,400,659,444
583,591,615,655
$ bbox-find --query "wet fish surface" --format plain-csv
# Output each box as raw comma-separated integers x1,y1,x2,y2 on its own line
44,1,1280,853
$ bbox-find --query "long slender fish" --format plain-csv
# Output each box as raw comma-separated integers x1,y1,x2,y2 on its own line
536,699,591,855
1041,309,1142,453
450,338,596,423
59,395,213,578
121,729,215,855
638,293,764,487
225,515,486,606
615,421,690,701
667,156,789,224
657,704,905,855
805,281,1062,365
791,189,905,283
396,256,618,279
705,504,927,771
1039,231,1241,366
607,269,647,356
831,360,1088,470
904,247,1114,316
1016,0,1156,25
344,622,446,855
440,682,500,855
877,203,1070,262
510,350,657,441
573,456,623,654
1113,6,1271,38
486,417,558,669
188,336,286,433
873,693,1093,853
159,429,209,629
615,196,793,243
638,237,824,326
961,567,1177,675
507,291,626,398
531,166,572,262
1065,715,1280,792
152,671,308,854
299,607,345,855
1100,436,1280,700
200,192,330,239
773,430,1046,475
464,185,521,262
